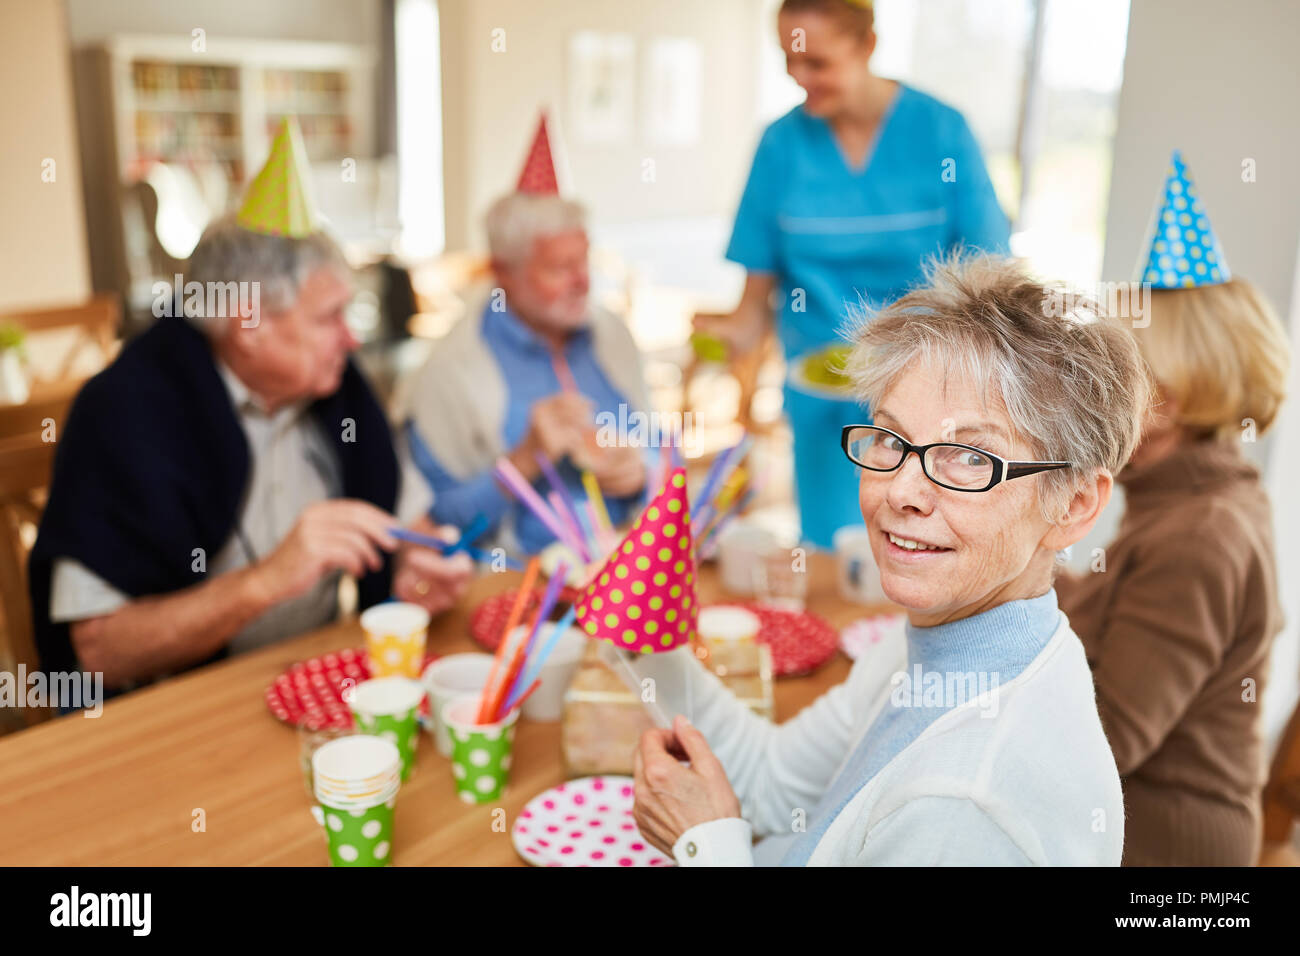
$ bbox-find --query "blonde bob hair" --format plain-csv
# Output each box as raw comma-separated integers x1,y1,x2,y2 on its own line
845,253,1154,522
1136,279,1291,440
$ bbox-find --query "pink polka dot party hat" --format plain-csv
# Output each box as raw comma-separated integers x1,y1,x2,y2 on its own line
574,467,698,654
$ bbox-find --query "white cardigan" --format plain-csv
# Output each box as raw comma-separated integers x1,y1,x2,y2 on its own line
660,617,1124,866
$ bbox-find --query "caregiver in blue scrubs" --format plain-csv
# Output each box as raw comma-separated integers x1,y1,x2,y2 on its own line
698,0,1011,547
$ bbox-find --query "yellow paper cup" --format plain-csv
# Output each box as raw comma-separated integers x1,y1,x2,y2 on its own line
361,602,430,678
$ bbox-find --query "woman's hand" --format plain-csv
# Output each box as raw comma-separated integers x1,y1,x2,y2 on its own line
633,715,743,856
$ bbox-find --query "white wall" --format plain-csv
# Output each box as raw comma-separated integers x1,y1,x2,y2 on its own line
64,0,381,47
1101,0,1300,321
0,0,90,311
437,0,763,251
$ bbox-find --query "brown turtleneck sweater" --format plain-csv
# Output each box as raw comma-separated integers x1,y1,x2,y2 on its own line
1056,439,1283,866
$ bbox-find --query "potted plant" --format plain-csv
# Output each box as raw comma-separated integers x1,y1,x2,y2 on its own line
0,322,30,404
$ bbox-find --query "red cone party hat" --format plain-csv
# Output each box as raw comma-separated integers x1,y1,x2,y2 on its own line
516,112,560,195
574,468,698,654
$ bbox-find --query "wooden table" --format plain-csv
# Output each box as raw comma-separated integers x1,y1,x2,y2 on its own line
0,553,891,865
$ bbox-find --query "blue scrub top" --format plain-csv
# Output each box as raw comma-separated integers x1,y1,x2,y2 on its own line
725,83,1012,360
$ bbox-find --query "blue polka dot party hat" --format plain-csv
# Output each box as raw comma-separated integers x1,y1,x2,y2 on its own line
574,467,698,655
1136,149,1231,288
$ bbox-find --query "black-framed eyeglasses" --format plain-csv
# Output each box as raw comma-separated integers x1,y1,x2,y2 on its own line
840,424,1072,493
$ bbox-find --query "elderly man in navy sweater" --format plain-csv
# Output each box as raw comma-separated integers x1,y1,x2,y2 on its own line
30,137,472,694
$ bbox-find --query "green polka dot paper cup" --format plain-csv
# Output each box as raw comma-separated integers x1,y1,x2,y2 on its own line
442,697,519,804
311,735,401,867
346,676,425,781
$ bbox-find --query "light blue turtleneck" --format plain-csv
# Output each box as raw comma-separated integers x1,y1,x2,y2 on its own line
778,588,1062,866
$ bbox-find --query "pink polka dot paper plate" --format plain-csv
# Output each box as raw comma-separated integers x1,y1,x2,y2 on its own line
512,776,673,867
264,646,439,729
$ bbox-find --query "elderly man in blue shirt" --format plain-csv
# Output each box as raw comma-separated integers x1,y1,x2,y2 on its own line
401,191,654,555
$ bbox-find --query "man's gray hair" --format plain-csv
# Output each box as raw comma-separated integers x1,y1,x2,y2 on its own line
184,214,347,327
485,192,587,266
844,252,1153,522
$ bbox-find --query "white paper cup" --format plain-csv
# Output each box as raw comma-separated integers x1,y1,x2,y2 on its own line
501,624,586,722
421,654,496,756
312,734,402,809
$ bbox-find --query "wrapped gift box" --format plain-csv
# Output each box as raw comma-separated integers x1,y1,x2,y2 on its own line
560,641,774,777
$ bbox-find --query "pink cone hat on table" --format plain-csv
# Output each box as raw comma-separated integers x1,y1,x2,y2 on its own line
574,467,698,654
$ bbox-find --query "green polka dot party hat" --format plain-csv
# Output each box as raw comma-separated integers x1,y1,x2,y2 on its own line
574,466,697,655
1136,149,1230,289
236,116,320,238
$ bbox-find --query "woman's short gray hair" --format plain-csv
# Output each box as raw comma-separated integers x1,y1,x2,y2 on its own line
185,214,347,327
485,192,587,266
844,253,1153,521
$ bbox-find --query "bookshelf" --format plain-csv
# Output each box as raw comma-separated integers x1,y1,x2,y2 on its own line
74,35,374,311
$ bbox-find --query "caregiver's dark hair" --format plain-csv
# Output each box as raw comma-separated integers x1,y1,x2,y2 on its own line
779,0,875,41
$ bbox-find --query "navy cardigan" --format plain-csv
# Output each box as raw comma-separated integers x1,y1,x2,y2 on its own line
29,315,399,687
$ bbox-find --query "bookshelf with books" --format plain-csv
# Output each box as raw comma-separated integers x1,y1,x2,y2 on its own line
74,35,373,309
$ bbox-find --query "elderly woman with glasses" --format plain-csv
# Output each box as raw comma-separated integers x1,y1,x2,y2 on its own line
631,254,1152,866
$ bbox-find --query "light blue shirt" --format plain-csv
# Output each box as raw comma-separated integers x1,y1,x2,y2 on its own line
778,589,1061,866
726,83,1012,361
416,305,645,555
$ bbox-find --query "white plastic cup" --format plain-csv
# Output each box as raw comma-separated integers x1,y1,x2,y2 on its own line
833,526,887,604
717,520,779,595
504,623,586,722
421,653,496,756
697,605,762,676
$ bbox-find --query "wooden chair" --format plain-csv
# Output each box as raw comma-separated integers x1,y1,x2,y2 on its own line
0,293,119,386
0,434,58,731
0,294,118,733
1261,697,1300,864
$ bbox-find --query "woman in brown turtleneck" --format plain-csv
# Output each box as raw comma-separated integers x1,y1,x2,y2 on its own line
1057,277,1291,866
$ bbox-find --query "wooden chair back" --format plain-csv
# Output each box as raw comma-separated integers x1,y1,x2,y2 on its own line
1262,697,1300,860
0,292,119,385
0,434,58,731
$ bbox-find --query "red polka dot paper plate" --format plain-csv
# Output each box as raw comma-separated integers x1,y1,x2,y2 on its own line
264,647,439,730
741,602,840,677
512,776,672,867
469,587,580,652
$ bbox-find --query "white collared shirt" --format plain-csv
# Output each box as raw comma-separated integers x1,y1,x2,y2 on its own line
50,361,430,656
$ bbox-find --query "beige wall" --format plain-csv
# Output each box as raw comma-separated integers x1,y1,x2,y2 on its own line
438,0,763,250
0,0,91,312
